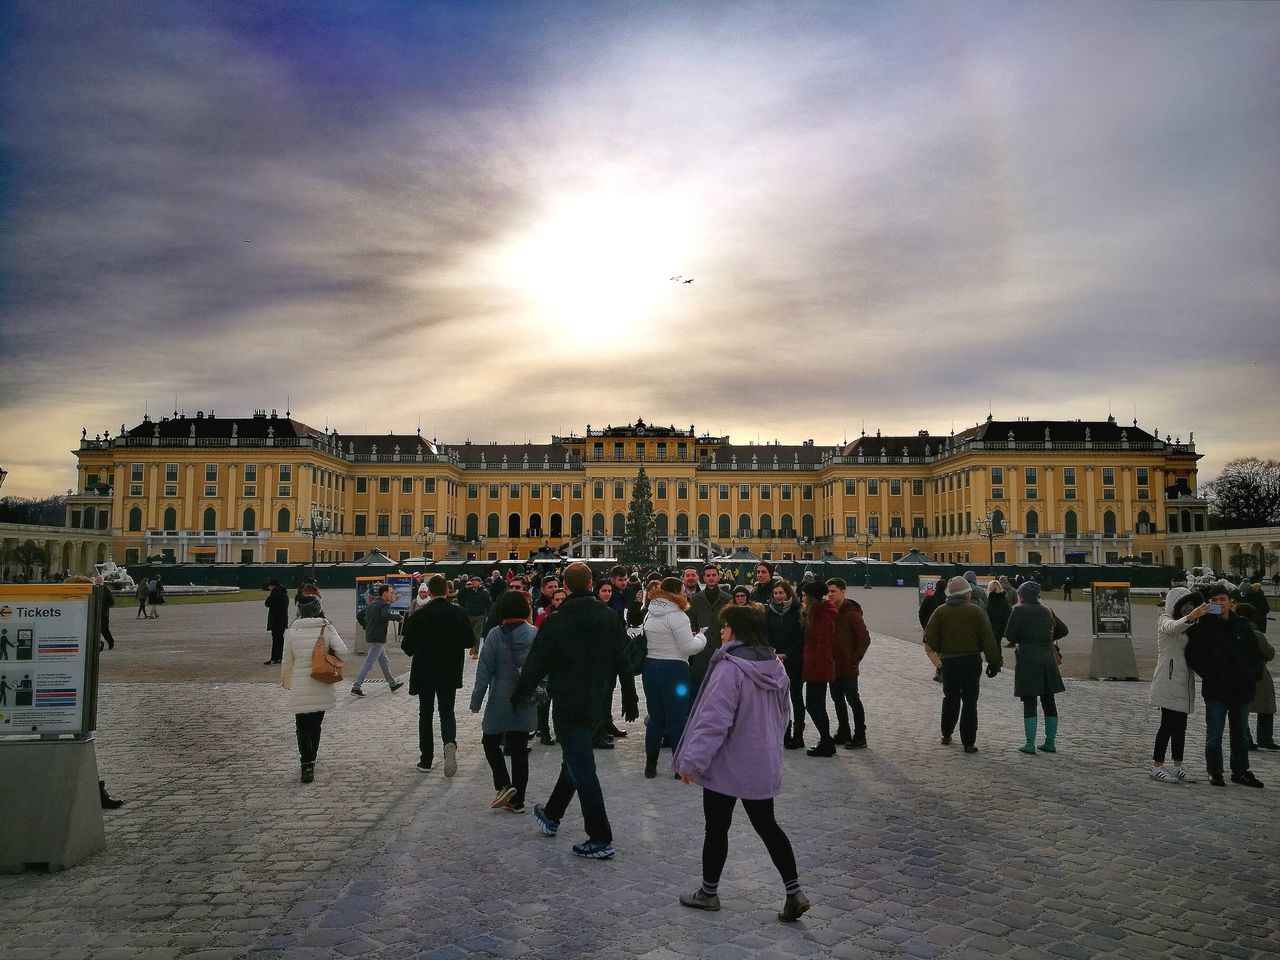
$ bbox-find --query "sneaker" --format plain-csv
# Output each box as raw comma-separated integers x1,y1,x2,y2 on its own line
1172,767,1197,783
533,804,559,837
349,687,364,697
443,743,458,778
845,736,868,750
389,681,404,692
572,839,615,860
416,760,432,771
1231,771,1264,788
679,890,721,911
491,786,517,809
1149,766,1179,784
504,801,526,814
779,893,811,922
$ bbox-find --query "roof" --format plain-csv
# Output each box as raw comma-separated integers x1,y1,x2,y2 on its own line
448,443,573,465
841,434,938,458
125,413,317,441
953,418,1157,445
715,444,831,466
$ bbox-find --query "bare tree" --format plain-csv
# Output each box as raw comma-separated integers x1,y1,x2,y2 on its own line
1205,457,1280,529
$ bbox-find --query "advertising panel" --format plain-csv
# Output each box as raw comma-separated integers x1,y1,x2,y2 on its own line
1091,581,1132,638
0,584,97,736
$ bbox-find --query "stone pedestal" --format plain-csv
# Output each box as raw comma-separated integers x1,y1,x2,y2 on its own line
0,739,106,872
1088,637,1140,681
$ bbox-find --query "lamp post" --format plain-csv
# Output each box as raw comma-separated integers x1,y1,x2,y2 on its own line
412,527,438,560
295,507,333,581
855,532,877,588
973,513,1001,567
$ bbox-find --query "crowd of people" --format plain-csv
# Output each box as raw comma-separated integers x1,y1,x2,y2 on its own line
273,562,1276,921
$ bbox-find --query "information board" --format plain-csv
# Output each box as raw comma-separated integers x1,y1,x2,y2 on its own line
917,574,944,604
0,584,98,736
1091,581,1132,638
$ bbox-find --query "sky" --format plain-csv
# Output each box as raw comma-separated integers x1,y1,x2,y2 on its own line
1,1,1278,498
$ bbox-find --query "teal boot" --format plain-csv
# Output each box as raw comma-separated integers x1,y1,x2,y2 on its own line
1039,716,1058,753
1018,716,1037,754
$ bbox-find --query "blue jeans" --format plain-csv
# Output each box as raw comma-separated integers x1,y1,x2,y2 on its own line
417,681,457,766
545,722,612,843
353,642,395,688
642,658,692,757
1204,699,1250,778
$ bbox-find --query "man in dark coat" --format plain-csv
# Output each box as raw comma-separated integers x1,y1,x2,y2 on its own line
458,575,493,655
263,580,290,664
401,575,477,775
687,565,731,693
919,578,947,682
511,562,638,860
828,578,872,749
749,561,776,604
1185,585,1265,787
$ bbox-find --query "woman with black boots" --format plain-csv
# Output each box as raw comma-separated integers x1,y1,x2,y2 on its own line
640,577,705,778
765,580,806,750
799,581,839,757
281,588,348,783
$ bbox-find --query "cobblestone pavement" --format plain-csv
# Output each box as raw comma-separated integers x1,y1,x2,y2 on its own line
3,612,1278,959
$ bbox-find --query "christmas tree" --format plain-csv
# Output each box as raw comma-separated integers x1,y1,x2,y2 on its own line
619,467,659,566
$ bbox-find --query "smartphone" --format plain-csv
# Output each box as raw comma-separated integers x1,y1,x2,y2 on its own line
1207,603,1222,615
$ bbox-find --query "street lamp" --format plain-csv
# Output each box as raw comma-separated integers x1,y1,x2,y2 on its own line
855,531,877,589
295,507,333,581
413,527,438,560
973,513,1001,567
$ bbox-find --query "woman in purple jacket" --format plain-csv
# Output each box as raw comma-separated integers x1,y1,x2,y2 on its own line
673,605,810,923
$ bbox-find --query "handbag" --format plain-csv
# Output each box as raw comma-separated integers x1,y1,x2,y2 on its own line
309,624,344,684
505,627,549,706
1047,610,1063,666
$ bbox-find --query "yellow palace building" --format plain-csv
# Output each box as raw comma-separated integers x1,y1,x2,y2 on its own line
69,411,1205,569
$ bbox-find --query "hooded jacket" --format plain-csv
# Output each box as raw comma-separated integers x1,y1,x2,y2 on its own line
470,621,538,734
265,585,290,632
1185,609,1264,707
642,593,706,662
832,598,872,679
281,618,350,714
801,598,839,683
1151,587,1197,714
673,640,790,799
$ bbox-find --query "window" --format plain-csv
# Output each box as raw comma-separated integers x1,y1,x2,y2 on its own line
1064,510,1078,536
612,513,625,537
569,513,582,536
354,514,367,535
844,479,856,496
399,514,412,536
165,463,179,483
613,480,624,499
867,479,879,495
698,484,709,500
678,442,687,459
278,484,291,497
395,477,408,494
531,484,541,498
127,463,143,483
127,483,142,496
377,515,389,536
719,484,730,500
737,513,751,536
468,484,479,499
1024,467,1037,486
487,483,499,499
1025,510,1039,535
739,484,750,499
657,442,667,460
912,479,924,497
1103,488,1117,500
802,485,813,500
204,464,218,483
867,516,880,536
1137,511,1152,534
509,483,521,497
378,477,390,494
760,484,770,500
203,484,217,497
1137,488,1149,500
240,464,257,483
242,508,256,532
614,442,624,460
990,467,1003,486
677,480,688,499
356,477,367,493
845,516,858,537
991,487,1004,500
127,506,142,531
243,484,256,497
1062,467,1076,486
487,513,500,537
1026,487,1038,500
698,514,710,537
635,443,645,460
656,481,667,499
718,514,731,538
781,484,792,500
1103,510,1117,535
1063,488,1076,500
272,548,288,564
201,506,215,532
552,484,562,500
993,551,1006,564
1102,467,1115,486
1137,467,1149,485
593,480,604,499
890,479,902,496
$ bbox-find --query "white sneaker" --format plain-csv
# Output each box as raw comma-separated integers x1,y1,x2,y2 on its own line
443,742,457,778
1149,766,1179,783
1172,766,1197,783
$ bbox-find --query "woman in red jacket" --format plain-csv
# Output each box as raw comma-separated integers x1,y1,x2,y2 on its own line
800,581,839,757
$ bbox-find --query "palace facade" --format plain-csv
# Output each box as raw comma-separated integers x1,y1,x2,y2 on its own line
69,411,1205,568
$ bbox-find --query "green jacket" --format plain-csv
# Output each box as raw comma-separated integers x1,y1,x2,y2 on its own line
925,601,1002,666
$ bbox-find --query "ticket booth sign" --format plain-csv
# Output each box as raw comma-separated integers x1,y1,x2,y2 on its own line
0,584,99,736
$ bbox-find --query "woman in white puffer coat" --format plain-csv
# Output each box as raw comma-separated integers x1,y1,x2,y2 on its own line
1148,586,1208,783
281,589,349,783
641,577,708,779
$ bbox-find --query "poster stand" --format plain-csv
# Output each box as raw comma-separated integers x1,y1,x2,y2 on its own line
0,584,106,872
1087,581,1139,680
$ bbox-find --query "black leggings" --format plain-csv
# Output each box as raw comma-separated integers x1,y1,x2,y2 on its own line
295,711,324,763
1021,694,1058,719
701,788,798,891
1153,708,1188,763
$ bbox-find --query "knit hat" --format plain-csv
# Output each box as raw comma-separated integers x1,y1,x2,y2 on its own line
731,585,751,600
945,576,972,597
1016,581,1041,602
298,596,324,619
800,581,827,600
963,571,978,585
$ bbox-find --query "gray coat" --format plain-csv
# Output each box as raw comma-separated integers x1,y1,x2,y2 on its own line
470,622,538,734
1006,602,1066,699
1251,627,1275,715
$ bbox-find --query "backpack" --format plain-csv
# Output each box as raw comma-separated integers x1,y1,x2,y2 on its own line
356,608,367,629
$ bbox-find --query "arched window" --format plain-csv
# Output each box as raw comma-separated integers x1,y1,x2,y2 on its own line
1025,510,1039,535
528,513,543,536
84,506,96,529
1137,510,1151,534
165,507,179,532
801,514,814,539
697,514,710,538
991,509,1005,535
718,514,731,539
201,507,215,532
592,512,605,535
128,507,143,532
277,507,291,533
760,514,774,537
738,513,751,536
242,507,256,532
1180,509,1191,532
1103,510,1117,535
676,514,690,536
549,514,562,537
570,513,583,536
1063,510,1077,536
466,513,479,540
781,514,794,537
487,513,500,538
656,514,669,537
508,513,521,538
612,513,626,537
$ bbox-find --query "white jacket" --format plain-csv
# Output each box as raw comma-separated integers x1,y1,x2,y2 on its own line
642,594,707,662
281,617,350,714
1149,587,1196,715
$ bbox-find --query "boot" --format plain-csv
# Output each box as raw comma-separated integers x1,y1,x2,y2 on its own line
99,780,124,810
1039,716,1058,753
832,727,851,746
806,739,836,758
644,755,658,779
1018,717,1037,754
300,762,315,783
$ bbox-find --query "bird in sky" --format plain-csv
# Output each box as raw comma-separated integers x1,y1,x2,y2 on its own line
669,275,682,280
243,239,251,243
683,278,694,284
